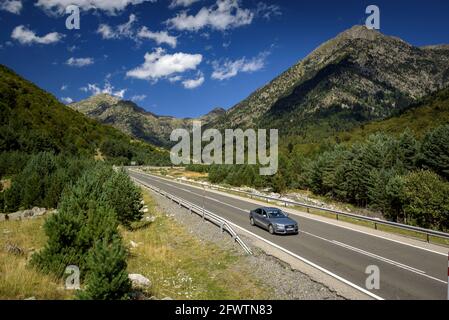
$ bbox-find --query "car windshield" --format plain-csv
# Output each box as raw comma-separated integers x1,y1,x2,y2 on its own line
266,209,286,218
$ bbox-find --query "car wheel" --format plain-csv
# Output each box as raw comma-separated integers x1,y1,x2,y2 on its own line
250,217,255,226
268,225,274,235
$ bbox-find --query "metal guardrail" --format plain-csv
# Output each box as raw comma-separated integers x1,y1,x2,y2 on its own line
160,176,449,244
131,176,253,255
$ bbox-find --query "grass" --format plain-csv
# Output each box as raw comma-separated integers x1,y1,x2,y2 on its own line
122,188,272,300
0,218,74,300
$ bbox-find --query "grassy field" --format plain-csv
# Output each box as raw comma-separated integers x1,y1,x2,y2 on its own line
0,188,272,300
0,218,73,300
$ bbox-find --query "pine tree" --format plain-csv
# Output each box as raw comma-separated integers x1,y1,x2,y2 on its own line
402,170,449,230
78,236,131,300
100,169,143,228
397,129,419,171
420,125,449,180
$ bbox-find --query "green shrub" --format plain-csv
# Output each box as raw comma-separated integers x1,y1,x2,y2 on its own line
77,236,131,300
100,169,143,228
402,170,449,231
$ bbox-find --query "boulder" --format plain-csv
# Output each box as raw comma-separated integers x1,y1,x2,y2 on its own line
128,274,151,289
5,242,24,256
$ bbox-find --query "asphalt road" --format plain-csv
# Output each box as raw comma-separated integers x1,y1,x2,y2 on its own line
129,170,449,300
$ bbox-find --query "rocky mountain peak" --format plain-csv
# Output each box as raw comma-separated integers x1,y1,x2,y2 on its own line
337,25,380,41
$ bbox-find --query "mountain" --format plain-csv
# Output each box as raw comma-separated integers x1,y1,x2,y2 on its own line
210,25,449,140
287,85,449,157
0,64,169,165
70,94,225,147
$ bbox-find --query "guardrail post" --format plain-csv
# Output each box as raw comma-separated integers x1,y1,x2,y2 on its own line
336,213,339,221
307,208,310,213
426,233,430,243
374,222,378,230
221,222,224,233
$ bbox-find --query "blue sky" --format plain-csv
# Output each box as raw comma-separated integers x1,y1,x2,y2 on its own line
1,0,448,118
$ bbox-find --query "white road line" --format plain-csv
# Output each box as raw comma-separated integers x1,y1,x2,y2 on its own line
134,174,384,300
226,221,385,300
138,172,446,282
141,172,447,257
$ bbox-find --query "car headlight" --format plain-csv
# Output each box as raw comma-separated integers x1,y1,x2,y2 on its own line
275,224,285,229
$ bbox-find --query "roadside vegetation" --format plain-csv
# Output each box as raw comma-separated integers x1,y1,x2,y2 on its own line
0,183,272,300
122,189,272,300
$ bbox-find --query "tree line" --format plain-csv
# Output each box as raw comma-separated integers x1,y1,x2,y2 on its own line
188,125,449,231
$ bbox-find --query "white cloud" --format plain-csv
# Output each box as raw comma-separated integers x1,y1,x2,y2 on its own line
97,14,136,39
169,0,200,9
168,75,182,83
61,97,73,104
131,94,147,102
126,48,203,82
35,0,156,15
61,84,68,91
11,25,64,45
67,45,78,52
212,52,268,80
81,82,126,99
255,2,281,20
66,57,94,67
182,72,204,89
97,15,177,48
137,27,177,48
1,0,22,14
167,0,253,32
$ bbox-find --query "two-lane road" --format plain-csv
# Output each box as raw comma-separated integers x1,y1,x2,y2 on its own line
129,170,448,300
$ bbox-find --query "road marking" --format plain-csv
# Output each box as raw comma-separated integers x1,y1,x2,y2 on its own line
132,172,448,286
133,173,384,300
226,221,385,300
300,231,446,284
140,171,447,257
142,174,249,213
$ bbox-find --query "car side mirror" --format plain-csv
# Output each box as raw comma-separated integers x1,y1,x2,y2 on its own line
285,212,289,217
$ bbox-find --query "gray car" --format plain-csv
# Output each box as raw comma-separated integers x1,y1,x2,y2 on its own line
249,207,299,235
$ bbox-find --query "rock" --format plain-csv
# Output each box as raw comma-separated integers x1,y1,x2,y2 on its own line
128,274,151,288
6,208,47,221
130,241,139,248
129,291,148,300
144,216,156,223
162,297,173,300
142,208,149,213
5,242,24,256
24,297,36,300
